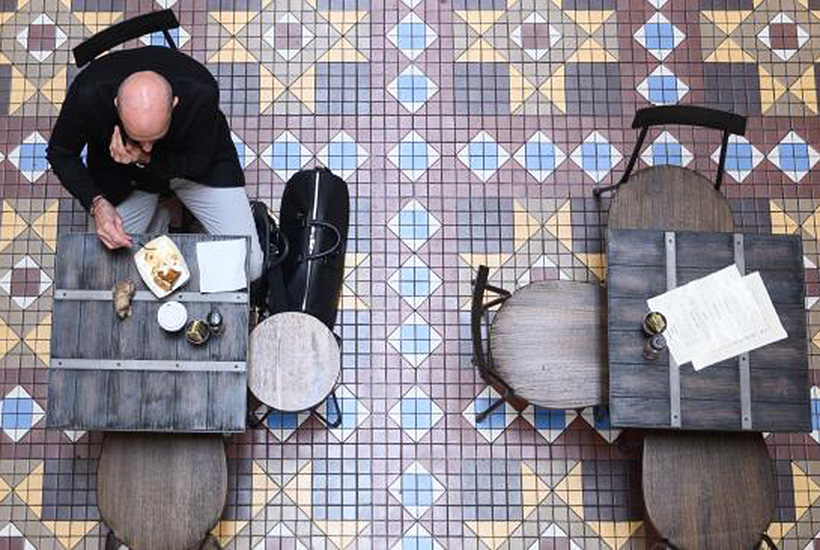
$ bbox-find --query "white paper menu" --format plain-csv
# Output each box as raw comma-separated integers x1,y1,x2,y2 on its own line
646,264,787,371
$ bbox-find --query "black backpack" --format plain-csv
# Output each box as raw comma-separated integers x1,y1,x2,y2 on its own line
279,167,349,330
250,201,289,317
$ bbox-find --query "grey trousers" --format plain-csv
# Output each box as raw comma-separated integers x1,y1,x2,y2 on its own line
112,178,264,281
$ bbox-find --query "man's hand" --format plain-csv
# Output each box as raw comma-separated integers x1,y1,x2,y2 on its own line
109,126,150,166
92,197,132,249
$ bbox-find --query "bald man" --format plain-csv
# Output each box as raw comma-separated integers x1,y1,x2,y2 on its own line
47,46,263,281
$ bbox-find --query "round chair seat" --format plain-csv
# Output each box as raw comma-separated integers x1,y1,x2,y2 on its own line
248,311,340,412
489,280,606,409
97,433,227,550
608,165,734,232
643,432,775,549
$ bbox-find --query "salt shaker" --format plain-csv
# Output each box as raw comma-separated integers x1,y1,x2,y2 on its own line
644,334,667,361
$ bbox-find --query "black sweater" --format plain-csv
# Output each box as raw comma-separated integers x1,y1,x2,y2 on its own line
47,46,244,210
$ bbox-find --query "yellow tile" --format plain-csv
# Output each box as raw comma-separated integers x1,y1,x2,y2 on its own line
0,317,20,361
586,521,643,550
9,67,35,116
464,520,521,550
545,200,573,251
565,38,617,63
13,462,43,517
576,252,606,281
802,206,820,239
283,461,313,516
521,462,550,518
320,10,368,35
453,10,505,35
0,200,27,252
539,64,566,112
455,38,506,63
509,66,536,113
76,12,123,34
40,67,67,110
563,10,615,35
513,200,541,249
211,520,248,548
704,37,755,63
552,462,585,519
759,66,788,113
209,11,258,35
24,314,51,366
769,201,800,235
290,65,316,113
250,461,279,516
259,65,285,114
317,37,368,63
41,521,98,550
208,38,257,63
700,10,751,35
313,520,369,550
31,201,58,251
790,65,817,114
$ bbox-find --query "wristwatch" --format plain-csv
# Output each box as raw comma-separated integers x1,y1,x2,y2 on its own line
134,162,146,169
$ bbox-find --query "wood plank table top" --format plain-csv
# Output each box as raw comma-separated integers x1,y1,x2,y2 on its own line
98,432,227,550
248,312,340,412
607,228,809,432
47,233,249,433
489,280,607,409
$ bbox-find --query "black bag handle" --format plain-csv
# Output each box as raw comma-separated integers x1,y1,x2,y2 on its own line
303,220,343,262
73,9,180,68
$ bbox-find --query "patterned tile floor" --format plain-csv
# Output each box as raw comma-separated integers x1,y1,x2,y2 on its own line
0,0,818,548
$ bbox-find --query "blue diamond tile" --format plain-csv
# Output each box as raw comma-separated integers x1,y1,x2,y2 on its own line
388,313,442,368
260,130,312,182
388,462,445,519
637,65,689,105
392,523,443,550
388,131,440,181
387,65,439,113
8,132,48,183
522,407,577,443
319,385,370,442
387,199,442,252
387,13,437,60
139,25,190,48
580,406,622,443
256,406,310,442
570,131,622,183
711,135,763,183
462,387,519,443
317,131,368,180
231,131,257,170
513,131,566,182
0,386,44,442
634,13,685,60
388,386,444,442
640,131,693,167
387,256,442,308
768,131,820,183
457,131,511,182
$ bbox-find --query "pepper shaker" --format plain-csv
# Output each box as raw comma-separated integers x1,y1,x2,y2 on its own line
644,334,667,361
207,309,224,336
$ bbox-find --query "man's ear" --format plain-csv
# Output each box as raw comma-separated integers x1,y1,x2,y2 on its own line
173,96,179,108
114,97,118,109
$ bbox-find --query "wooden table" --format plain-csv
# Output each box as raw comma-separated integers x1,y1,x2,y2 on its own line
607,228,809,432
248,312,340,423
47,233,249,433
98,432,226,550
489,280,607,409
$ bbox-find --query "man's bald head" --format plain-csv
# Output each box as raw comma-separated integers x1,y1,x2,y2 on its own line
115,71,177,152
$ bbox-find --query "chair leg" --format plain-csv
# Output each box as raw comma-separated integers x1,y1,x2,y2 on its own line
314,390,343,429
476,394,506,423
757,533,778,550
105,530,119,550
248,404,273,428
200,534,222,550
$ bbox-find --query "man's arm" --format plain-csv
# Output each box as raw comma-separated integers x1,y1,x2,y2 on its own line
46,83,103,211
145,84,221,182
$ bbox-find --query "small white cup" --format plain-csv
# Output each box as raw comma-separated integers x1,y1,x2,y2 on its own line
157,301,188,332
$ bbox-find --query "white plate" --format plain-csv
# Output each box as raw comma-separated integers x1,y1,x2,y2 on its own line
134,235,190,299
157,301,188,332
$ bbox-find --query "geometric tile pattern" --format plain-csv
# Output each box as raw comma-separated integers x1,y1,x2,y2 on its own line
1,0,820,548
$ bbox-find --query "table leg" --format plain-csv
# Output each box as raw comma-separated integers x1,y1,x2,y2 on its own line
475,392,507,423
248,404,274,428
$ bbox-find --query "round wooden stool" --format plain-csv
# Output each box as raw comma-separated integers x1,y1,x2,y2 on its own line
490,280,606,409
607,166,734,232
643,432,776,549
248,312,341,425
97,433,227,550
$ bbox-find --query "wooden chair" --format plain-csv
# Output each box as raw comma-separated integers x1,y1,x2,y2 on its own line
601,106,777,550
98,433,226,550
596,105,742,232
74,12,229,550
470,265,607,421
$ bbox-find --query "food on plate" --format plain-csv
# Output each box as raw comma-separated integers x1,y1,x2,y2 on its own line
113,279,136,319
136,236,187,293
